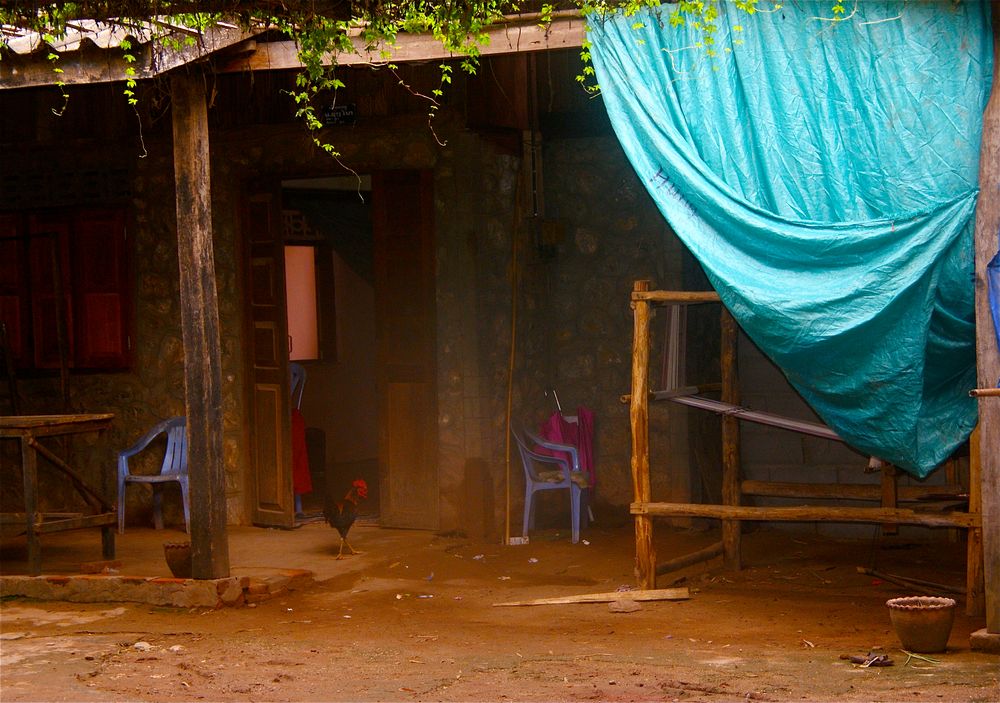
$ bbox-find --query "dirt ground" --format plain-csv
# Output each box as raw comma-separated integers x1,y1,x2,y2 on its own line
1,521,998,702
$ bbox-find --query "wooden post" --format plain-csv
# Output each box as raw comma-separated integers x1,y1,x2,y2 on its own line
630,280,656,589
880,464,898,536
972,3,1000,633
945,457,959,543
21,435,40,575
720,307,741,570
968,427,985,615
171,71,230,579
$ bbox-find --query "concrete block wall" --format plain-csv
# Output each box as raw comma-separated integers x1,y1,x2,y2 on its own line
738,331,965,539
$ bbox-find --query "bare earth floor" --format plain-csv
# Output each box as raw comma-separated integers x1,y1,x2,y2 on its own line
1,521,998,702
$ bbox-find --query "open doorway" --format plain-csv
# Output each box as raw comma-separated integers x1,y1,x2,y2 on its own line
281,176,380,522
244,171,438,531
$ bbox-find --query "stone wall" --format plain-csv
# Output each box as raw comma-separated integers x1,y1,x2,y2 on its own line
1,69,722,537
503,136,692,515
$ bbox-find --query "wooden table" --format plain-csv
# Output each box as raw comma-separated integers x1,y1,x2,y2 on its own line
0,414,116,575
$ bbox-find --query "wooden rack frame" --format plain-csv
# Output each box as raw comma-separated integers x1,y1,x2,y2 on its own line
0,413,117,575
627,280,984,615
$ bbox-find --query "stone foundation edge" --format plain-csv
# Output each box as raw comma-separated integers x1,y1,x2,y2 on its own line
0,569,314,608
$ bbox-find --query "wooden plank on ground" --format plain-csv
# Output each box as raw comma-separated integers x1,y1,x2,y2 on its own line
494,587,690,607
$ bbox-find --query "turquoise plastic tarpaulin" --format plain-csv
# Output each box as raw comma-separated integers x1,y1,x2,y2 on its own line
588,1,994,477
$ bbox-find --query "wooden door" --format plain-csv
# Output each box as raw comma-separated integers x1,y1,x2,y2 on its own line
243,191,294,528
373,171,439,529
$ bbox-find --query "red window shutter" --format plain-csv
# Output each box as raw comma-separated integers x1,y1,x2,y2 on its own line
72,209,130,369
28,214,74,369
0,214,27,364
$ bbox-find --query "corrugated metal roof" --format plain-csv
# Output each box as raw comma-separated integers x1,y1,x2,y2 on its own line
1,17,247,55
0,17,262,88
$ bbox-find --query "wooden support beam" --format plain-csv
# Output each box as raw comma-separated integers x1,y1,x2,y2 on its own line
720,307,741,570
972,2,1000,632
218,15,587,74
21,435,40,575
1,16,586,90
26,436,110,512
632,502,979,529
171,71,230,580
881,464,899,536
969,427,986,614
630,280,656,589
741,480,966,502
34,512,116,533
945,457,961,544
631,290,721,304
656,541,724,576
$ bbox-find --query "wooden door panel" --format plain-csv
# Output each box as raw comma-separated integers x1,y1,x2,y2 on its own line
244,192,294,528
253,382,284,511
253,320,281,366
374,170,439,530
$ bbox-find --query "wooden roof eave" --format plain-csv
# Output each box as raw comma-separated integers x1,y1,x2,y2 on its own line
217,14,587,73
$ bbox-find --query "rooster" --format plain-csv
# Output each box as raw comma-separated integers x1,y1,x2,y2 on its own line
324,479,368,559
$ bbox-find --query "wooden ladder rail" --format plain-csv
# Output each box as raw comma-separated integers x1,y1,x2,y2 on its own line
627,281,980,612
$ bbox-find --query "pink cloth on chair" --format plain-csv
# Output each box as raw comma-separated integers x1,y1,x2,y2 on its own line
538,406,595,490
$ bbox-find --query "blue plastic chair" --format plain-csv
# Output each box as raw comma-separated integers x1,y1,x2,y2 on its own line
290,362,306,410
512,428,589,544
117,416,190,534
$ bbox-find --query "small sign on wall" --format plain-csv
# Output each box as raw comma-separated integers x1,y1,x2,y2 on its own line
322,103,357,126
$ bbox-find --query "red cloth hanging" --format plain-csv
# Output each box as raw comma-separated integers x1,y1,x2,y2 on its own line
538,406,595,490
291,408,312,495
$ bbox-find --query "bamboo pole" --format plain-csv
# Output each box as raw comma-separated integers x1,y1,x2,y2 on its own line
720,307,741,570
630,280,656,589
631,501,979,528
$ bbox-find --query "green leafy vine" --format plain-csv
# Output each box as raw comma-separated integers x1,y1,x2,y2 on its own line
0,1,877,160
